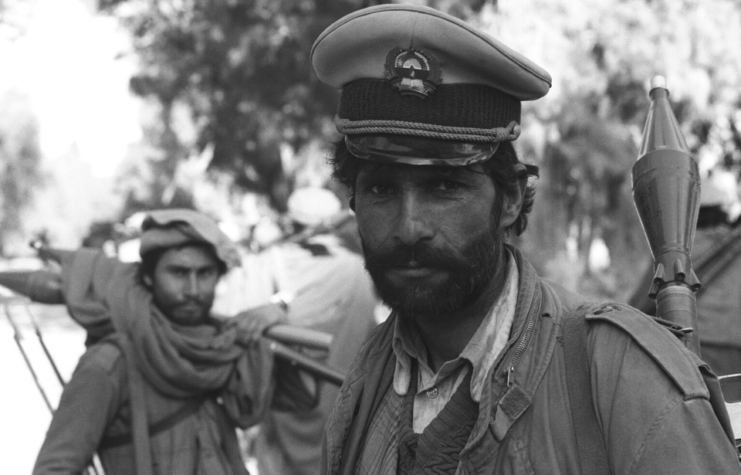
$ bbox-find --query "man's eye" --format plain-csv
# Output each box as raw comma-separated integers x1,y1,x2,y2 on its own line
369,184,394,195
199,269,217,278
433,180,462,191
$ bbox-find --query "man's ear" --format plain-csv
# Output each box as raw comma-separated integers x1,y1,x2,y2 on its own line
143,274,153,288
499,178,527,230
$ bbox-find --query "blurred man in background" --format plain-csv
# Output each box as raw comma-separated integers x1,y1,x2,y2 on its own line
31,209,311,475
630,169,741,376
215,186,379,475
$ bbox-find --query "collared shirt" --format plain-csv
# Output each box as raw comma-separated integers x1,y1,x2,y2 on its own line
354,251,520,474
391,250,519,433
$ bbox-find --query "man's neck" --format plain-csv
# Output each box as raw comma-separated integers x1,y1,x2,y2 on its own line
413,249,510,373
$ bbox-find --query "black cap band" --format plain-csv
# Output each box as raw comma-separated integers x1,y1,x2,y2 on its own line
337,79,522,142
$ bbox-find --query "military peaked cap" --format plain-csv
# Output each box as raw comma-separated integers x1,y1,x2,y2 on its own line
311,4,552,166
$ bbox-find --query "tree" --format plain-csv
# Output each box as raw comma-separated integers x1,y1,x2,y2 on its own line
99,0,391,215
487,0,741,299
0,0,30,40
99,0,495,218
100,0,741,299
0,90,44,254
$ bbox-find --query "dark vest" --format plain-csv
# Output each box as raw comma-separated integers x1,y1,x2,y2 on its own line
397,364,479,474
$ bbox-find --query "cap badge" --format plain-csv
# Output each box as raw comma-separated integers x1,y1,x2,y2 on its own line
384,47,442,99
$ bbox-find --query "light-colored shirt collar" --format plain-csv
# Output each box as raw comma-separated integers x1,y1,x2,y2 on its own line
391,250,519,402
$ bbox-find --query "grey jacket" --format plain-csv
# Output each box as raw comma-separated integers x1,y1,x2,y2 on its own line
321,246,740,474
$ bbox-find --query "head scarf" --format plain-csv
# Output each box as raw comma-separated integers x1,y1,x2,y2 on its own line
139,209,241,269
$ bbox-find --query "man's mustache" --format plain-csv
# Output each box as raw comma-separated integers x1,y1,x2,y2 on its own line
174,298,211,309
363,241,472,273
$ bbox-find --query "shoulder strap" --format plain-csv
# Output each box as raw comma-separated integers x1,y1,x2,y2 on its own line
563,306,612,475
102,334,153,475
99,396,204,450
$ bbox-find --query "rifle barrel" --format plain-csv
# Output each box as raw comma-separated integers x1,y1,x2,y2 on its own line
4,303,55,413
265,324,333,350
267,339,345,387
25,305,66,387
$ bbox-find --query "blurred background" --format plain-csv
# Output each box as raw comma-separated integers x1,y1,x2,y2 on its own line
1,0,741,472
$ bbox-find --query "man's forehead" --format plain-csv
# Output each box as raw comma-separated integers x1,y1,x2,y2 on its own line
357,160,486,178
159,246,220,267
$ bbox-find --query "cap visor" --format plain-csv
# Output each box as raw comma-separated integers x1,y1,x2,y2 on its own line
346,134,499,166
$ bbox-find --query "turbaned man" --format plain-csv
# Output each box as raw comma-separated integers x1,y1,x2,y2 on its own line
32,209,312,475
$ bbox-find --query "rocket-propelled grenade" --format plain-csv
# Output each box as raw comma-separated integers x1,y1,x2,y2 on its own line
0,244,77,304
632,75,702,355
0,270,65,304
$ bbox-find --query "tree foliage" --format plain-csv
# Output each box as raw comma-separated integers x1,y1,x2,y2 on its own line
485,0,741,298
100,0,494,217
100,0,741,299
0,0,30,40
0,91,44,254
101,0,392,214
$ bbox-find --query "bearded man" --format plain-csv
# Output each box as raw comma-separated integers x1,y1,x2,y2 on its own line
31,209,311,475
311,5,741,474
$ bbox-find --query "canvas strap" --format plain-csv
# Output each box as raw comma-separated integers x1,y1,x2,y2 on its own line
117,335,154,475
563,307,612,475
99,396,203,450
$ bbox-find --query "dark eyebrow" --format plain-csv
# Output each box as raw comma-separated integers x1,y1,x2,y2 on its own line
164,263,217,272
163,264,192,272
423,166,486,180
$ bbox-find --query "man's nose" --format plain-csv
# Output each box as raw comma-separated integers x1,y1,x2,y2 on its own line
184,273,200,297
394,192,434,246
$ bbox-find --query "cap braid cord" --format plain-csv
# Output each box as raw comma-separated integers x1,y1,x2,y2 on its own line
335,118,521,142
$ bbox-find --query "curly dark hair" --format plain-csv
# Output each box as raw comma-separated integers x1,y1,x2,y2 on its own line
328,138,538,235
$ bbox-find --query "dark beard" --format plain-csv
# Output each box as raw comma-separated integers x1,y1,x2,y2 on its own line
362,220,503,321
